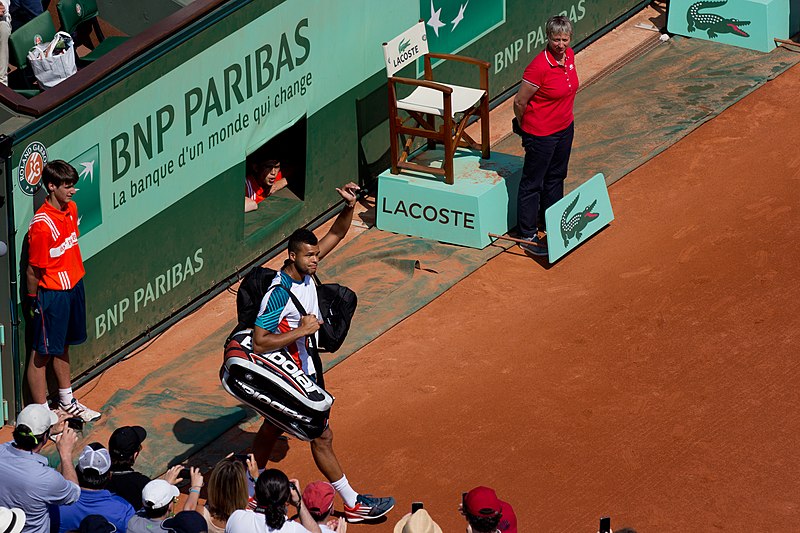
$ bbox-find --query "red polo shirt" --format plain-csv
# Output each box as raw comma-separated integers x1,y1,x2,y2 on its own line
28,200,85,290
521,47,578,136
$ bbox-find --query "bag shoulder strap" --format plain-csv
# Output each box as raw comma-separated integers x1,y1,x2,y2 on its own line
270,280,326,386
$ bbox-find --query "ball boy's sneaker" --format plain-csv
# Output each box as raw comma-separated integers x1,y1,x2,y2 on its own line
59,398,101,422
344,494,395,522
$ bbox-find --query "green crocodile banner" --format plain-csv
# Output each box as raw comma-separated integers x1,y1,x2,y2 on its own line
544,173,614,263
667,0,790,53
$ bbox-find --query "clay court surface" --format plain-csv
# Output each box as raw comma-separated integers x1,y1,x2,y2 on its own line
251,62,800,531
11,29,800,533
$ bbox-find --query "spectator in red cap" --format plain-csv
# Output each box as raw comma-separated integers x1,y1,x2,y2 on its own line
461,486,517,533
107,426,151,510
302,482,346,533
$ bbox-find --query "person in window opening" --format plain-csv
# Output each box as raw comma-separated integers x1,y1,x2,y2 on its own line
245,160,287,212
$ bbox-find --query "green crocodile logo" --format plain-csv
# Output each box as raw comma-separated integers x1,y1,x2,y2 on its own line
687,0,750,39
560,194,599,247
398,38,411,53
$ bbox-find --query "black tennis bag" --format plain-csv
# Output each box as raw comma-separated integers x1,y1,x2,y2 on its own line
313,275,357,353
232,267,357,354
220,330,334,441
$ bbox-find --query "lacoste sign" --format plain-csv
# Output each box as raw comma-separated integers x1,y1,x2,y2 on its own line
544,173,614,263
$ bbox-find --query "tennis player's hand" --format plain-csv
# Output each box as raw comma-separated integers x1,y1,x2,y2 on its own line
335,182,360,208
300,314,321,335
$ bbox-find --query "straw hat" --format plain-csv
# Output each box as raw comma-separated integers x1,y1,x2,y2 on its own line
393,510,442,533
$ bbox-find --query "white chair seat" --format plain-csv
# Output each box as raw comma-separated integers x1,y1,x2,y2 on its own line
396,83,485,117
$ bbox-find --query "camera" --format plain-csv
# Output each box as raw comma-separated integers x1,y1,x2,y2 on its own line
66,417,84,431
232,453,249,464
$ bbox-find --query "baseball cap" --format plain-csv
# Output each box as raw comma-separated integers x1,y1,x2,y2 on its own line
498,500,517,533
0,506,25,533
142,479,180,509
16,404,58,435
160,511,208,533
393,509,442,533
464,486,502,518
109,426,147,456
302,481,335,516
78,445,112,475
78,515,116,533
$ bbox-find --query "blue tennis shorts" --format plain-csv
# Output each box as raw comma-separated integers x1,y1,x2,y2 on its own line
32,279,87,356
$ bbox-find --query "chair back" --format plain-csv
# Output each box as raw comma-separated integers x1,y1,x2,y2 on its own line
8,11,57,68
57,0,99,34
382,21,428,77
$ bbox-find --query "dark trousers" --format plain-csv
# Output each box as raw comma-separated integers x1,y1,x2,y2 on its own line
10,0,43,31
517,122,574,238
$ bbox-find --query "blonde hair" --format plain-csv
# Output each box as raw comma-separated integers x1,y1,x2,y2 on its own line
206,458,249,520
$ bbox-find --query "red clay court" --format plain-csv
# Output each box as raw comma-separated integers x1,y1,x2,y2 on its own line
13,22,800,533
259,56,800,531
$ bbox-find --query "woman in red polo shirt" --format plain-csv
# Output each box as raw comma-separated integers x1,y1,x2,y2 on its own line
513,15,578,256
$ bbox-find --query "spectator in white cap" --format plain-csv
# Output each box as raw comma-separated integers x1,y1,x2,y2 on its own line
0,506,25,533
126,479,179,533
0,403,80,533
55,443,134,533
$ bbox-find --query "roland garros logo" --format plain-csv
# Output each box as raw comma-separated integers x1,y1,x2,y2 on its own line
18,141,48,195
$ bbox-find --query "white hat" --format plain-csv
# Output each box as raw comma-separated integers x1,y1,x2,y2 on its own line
0,506,25,533
142,479,179,509
16,404,58,435
78,445,111,475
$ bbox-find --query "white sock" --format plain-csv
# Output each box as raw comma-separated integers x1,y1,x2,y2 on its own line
58,388,74,405
39,402,50,410
332,474,358,507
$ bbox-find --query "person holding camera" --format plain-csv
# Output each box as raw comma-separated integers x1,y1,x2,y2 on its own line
192,456,251,533
512,15,579,256
126,479,181,533
0,403,80,533
54,443,135,533
226,469,321,533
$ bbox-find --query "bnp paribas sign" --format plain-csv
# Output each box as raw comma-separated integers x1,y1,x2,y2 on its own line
420,0,505,70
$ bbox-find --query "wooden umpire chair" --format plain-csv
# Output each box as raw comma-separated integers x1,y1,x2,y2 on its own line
382,21,490,185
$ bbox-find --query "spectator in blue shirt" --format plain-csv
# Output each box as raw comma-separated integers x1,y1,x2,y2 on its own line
56,443,135,533
0,403,80,533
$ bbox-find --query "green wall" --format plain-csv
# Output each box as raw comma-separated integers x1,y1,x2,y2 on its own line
4,0,646,393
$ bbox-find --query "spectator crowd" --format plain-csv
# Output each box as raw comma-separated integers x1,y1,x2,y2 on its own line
0,404,526,533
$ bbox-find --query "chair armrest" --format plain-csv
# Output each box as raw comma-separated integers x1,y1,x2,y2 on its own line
388,76,453,94
423,53,489,91
426,53,490,71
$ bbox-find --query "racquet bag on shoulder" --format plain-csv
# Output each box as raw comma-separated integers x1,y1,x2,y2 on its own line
220,330,334,441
